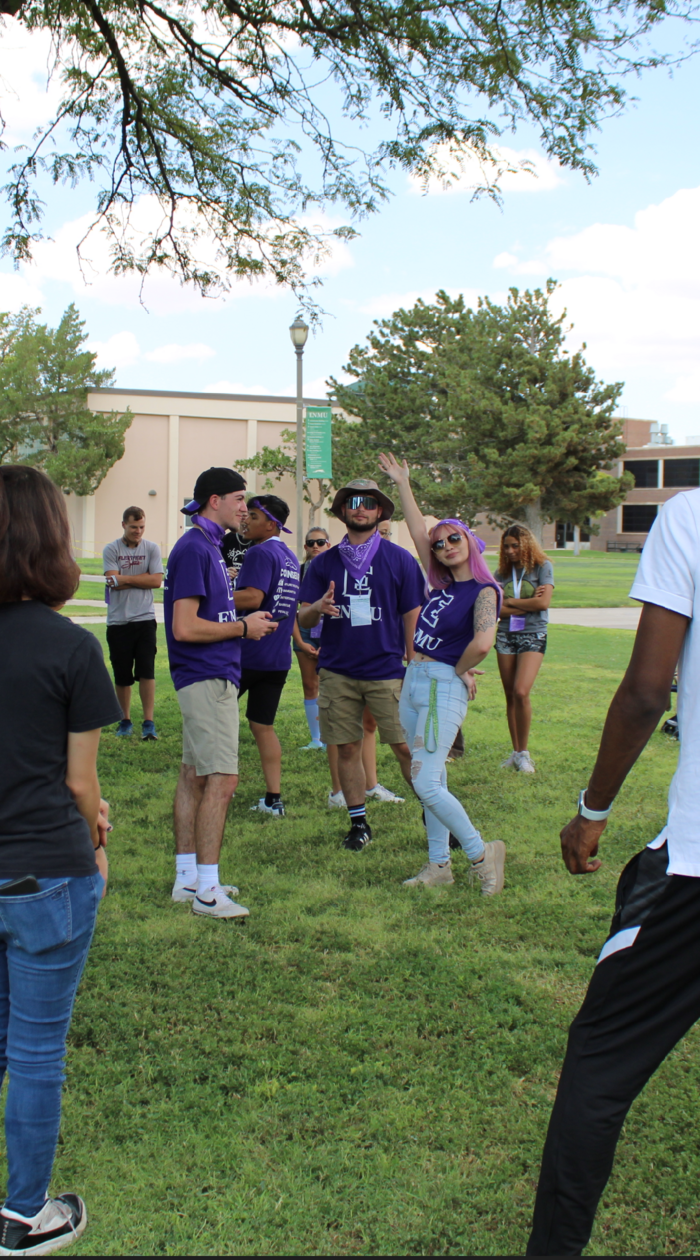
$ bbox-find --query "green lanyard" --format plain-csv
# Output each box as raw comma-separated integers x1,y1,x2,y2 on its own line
425,678,439,753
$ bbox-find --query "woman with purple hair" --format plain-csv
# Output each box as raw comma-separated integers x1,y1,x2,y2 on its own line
378,452,506,894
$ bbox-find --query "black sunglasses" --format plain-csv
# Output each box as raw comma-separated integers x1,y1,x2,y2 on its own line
431,532,465,552
346,495,378,510
306,538,328,548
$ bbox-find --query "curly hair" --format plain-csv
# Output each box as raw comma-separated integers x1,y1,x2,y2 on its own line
498,524,547,575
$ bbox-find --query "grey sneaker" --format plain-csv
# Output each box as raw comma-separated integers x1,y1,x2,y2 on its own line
403,861,454,887
500,751,519,769
516,751,536,773
470,841,506,896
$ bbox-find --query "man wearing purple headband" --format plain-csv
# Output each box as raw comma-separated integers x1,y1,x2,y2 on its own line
164,467,278,919
234,495,300,817
299,477,424,852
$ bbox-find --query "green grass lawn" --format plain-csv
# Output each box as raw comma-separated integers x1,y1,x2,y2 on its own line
35,623,696,1256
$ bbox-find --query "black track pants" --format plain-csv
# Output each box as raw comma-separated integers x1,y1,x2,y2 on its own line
527,842,700,1256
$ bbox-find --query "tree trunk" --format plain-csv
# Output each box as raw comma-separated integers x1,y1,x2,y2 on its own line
522,499,544,546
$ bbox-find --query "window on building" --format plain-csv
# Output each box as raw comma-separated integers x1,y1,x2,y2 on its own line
554,521,591,547
624,460,659,488
622,504,658,534
663,458,700,488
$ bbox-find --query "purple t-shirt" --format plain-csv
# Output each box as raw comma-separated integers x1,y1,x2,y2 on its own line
299,540,424,680
237,538,301,671
164,528,241,690
413,579,487,666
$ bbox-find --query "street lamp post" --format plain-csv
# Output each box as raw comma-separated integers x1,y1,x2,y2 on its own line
289,316,309,560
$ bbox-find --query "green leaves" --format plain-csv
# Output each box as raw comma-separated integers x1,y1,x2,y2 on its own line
331,284,628,537
2,0,696,303
0,303,132,495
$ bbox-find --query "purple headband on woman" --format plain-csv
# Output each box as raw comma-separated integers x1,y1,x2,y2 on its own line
249,498,292,534
438,518,486,553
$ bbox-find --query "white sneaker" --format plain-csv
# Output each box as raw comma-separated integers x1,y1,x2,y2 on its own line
328,790,346,808
470,841,506,896
516,751,536,773
300,739,326,750
172,879,239,903
192,886,249,919
366,783,405,803
403,861,454,887
250,798,285,817
500,751,519,769
0,1194,87,1255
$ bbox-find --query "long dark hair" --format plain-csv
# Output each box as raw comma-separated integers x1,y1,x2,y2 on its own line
0,466,80,605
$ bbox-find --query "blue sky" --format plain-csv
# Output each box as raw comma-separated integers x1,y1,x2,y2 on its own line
1,16,699,443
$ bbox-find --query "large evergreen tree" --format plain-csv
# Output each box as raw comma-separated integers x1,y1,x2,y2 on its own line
331,283,632,540
1,0,694,305
0,304,132,495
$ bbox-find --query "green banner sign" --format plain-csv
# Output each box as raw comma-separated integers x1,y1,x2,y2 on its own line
305,406,333,480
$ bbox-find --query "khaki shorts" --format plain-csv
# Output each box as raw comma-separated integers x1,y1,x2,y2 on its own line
177,678,239,776
318,669,405,746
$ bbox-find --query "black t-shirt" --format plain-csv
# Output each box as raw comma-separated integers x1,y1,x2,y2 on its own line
220,531,252,571
0,602,122,878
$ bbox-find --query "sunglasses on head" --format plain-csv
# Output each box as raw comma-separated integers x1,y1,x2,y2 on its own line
306,538,328,548
431,532,466,552
346,495,378,510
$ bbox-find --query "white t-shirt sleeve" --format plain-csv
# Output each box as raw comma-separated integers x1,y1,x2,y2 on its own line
147,541,164,575
102,540,119,573
630,492,698,618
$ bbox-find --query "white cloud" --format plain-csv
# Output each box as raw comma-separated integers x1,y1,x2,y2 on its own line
144,342,215,364
409,145,563,198
0,20,64,143
493,186,700,410
493,252,518,269
0,271,45,312
357,287,467,319
88,330,140,369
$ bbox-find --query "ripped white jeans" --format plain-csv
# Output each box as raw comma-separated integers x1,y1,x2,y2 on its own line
399,659,485,864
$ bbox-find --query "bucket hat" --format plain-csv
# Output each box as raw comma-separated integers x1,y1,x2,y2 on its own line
330,478,395,520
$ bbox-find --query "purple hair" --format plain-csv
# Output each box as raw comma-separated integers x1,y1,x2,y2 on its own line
427,518,503,612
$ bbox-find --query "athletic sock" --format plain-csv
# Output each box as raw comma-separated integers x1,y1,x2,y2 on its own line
176,853,197,886
196,863,219,896
304,698,321,742
348,804,368,828
265,792,281,807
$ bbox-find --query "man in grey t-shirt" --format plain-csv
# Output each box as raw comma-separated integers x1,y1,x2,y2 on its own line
103,507,164,740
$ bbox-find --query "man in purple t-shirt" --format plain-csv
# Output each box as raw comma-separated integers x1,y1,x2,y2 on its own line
233,494,300,818
299,477,424,851
164,467,277,919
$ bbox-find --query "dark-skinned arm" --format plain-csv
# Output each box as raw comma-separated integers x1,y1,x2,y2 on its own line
233,586,264,611
560,602,689,875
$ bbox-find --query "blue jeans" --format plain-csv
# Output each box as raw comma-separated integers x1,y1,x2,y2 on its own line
0,874,103,1216
399,660,485,865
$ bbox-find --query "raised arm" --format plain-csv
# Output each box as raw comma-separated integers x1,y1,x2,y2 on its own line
378,452,432,573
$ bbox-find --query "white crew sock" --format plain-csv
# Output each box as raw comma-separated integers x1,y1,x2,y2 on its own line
176,853,197,885
197,863,219,896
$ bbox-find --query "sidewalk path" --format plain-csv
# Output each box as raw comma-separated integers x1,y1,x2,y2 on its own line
550,607,640,630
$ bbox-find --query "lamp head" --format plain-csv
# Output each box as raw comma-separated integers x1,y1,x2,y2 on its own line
289,316,309,349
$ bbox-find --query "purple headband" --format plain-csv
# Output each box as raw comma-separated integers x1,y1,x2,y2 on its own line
249,498,292,534
434,518,486,553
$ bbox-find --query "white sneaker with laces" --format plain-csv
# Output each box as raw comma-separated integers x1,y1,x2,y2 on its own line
365,783,405,803
516,750,536,773
0,1194,87,1256
500,751,519,769
172,879,238,903
300,739,326,751
403,861,454,887
192,886,249,919
250,798,285,817
328,790,346,809
470,840,506,896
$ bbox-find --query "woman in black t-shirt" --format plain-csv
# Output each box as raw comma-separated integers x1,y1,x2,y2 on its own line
0,466,121,1255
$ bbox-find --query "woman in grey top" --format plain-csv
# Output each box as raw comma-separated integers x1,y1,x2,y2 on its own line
494,525,554,773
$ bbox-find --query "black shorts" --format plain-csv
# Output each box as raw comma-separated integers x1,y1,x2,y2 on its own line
106,620,157,687
238,668,289,726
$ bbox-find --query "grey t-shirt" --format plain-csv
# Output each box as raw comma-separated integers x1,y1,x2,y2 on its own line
103,537,164,625
494,560,555,631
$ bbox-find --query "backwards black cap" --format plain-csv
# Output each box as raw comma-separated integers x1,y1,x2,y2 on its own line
181,467,247,515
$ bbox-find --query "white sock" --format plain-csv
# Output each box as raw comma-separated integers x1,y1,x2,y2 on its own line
176,853,197,885
197,863,219,896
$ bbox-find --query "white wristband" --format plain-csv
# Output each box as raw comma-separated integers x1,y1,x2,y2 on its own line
578,789,613,821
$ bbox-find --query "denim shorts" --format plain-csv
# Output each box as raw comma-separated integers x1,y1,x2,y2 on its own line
495,628,548,655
